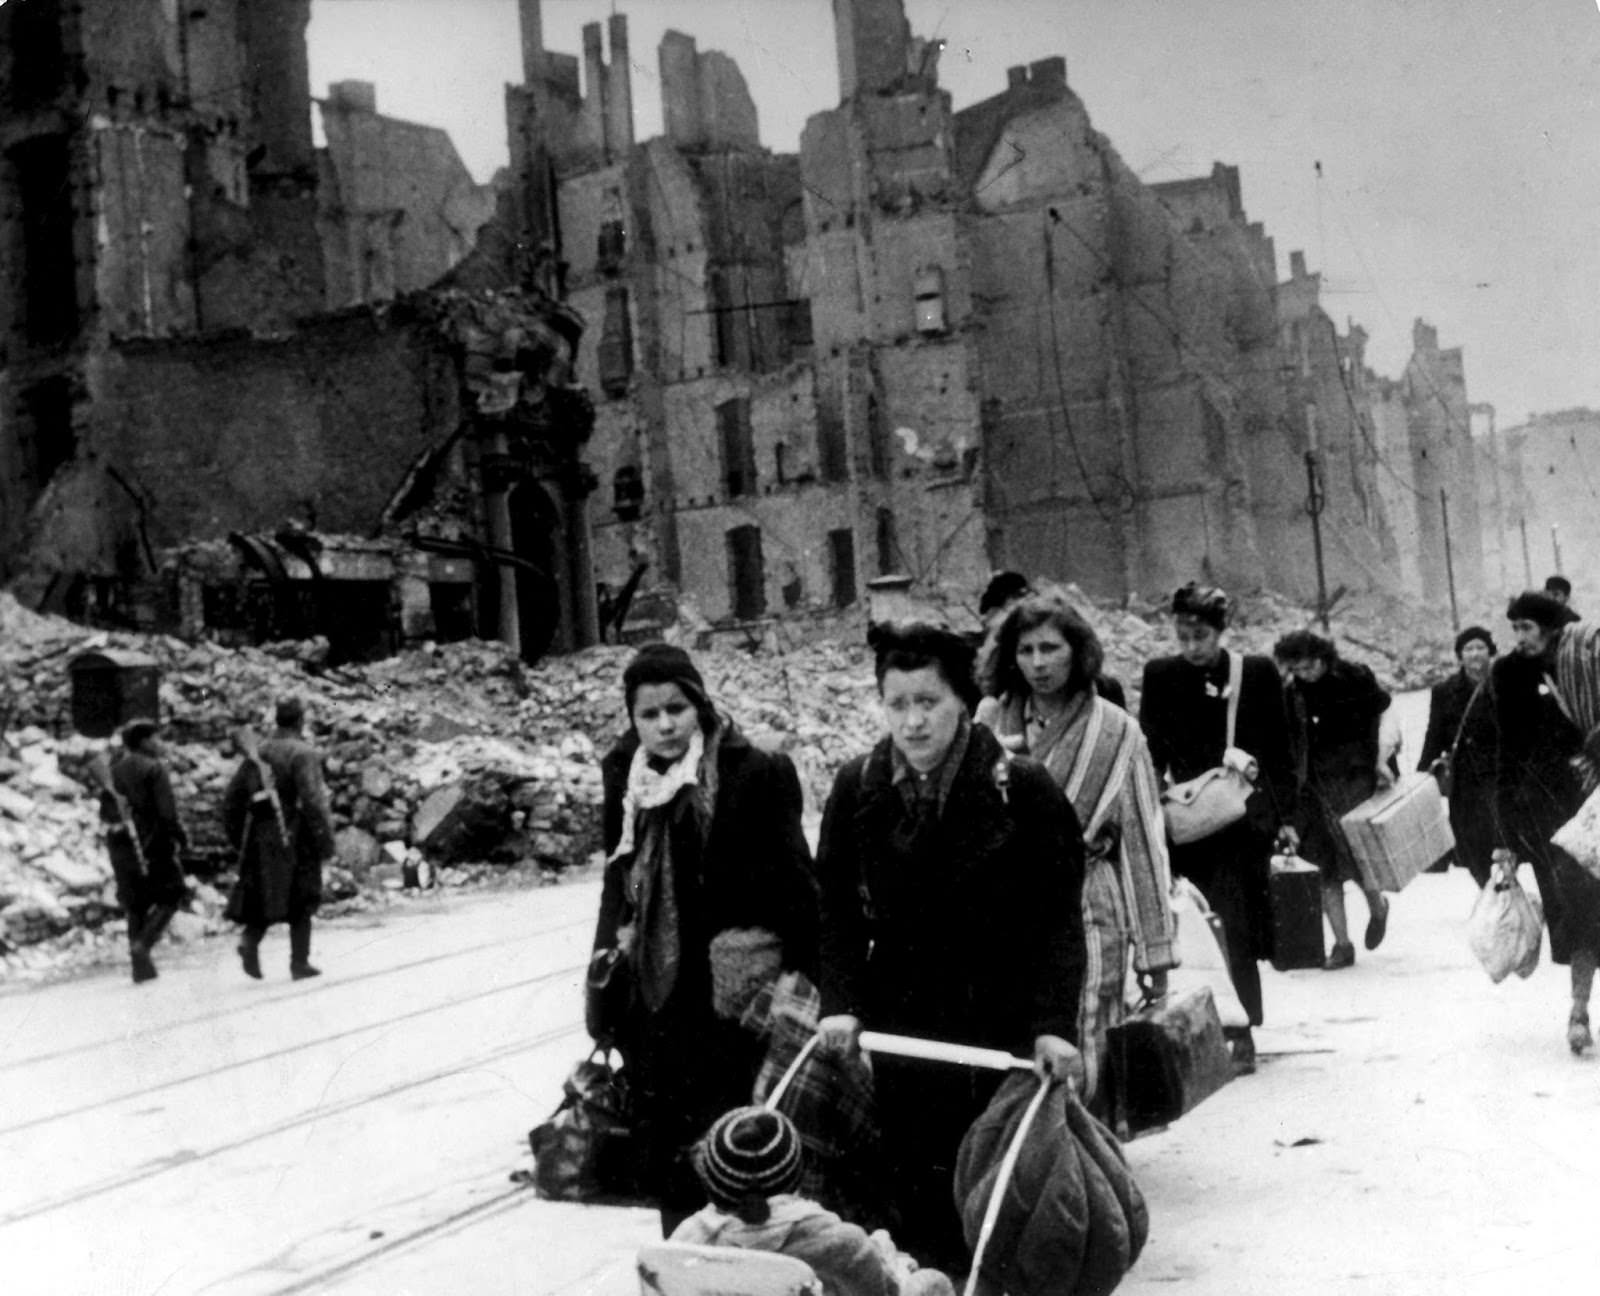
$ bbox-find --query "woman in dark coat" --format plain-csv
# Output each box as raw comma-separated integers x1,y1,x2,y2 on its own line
1139,584,1297,1067
1495,592,1600,1054
1417,625,1498,886
815,622,1086,1274
1275,630,1392,970
592,644,818,1235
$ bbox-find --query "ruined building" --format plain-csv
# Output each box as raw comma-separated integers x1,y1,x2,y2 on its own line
0,0,597,661
510,0,1482,627
1484,407,1600,608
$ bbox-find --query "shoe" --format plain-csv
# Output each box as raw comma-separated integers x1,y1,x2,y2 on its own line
238,943,262,980
1323,941,1355,970
1569,1008,1592,1055
290,963,322,981
1228,1028,1257,1076
130,944,158,984
1364,895,1390,951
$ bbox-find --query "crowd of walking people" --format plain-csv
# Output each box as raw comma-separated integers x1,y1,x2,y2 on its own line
89,566,1600,1289
580,571,1600,1288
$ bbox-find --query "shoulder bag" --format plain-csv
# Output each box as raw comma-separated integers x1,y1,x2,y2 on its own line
1428,676,1486,799
1160,652,1254,844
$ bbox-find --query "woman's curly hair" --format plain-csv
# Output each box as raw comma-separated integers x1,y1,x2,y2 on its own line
978,585,1104,701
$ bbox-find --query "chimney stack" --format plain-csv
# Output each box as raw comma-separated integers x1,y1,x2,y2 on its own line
519,0,545,85
607,13,635,156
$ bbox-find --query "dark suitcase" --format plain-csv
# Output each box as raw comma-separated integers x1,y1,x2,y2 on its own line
1106,986,1234,1137
1269,853,1325,971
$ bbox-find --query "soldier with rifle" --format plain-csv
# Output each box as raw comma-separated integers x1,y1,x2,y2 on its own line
91,719,190,984
222,697,336,980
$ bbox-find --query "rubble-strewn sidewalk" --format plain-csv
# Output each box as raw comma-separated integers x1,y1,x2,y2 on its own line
1,587,1459,980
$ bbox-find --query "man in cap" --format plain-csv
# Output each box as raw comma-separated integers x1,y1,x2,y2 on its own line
100,719,189,983
1544,575,1581,624
223,697,337,980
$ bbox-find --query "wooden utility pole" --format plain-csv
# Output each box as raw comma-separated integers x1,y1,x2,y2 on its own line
1441,488,1460,633
1552,524,1564,576
1520,517,1533,587
1305,450,1330,632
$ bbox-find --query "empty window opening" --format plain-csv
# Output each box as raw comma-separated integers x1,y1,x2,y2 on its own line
828,528,857,608
875,506,899,576
867,393,891,480
725,524,766,620
817,395,849,484
12,134,79,345
611,463,644,521
9,0,66,109
717,397,758,498
20,374,76,486
598,286,634,397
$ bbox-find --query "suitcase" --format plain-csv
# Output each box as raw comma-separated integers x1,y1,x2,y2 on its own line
1269,853,1325,971
1339,774,1455,893
1106,986,1234,1137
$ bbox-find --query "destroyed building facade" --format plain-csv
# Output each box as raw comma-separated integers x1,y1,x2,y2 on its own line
0,0,598,660
515,0,1485,625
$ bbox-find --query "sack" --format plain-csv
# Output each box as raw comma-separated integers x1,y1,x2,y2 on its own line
708,927,784,1020
527,1050,640,1202
1162,765,1253,844
584,946,632,1045
954,1073,1148,1296
1339,774,1454,892
1552,783,1600,880
1105,985,1235,1137
1467,860,1544,984
1165,878,1249,1029
1268,853,1325,971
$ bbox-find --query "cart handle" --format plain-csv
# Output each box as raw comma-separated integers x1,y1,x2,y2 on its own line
859,1031,1034,1072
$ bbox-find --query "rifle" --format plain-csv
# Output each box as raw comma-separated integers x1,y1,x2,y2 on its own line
88,751,148,875
234,726,289,844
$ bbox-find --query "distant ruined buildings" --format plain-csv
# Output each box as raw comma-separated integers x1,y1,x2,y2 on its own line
2,0,1560,660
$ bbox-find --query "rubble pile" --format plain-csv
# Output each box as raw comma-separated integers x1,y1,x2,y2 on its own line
1,582,1461,975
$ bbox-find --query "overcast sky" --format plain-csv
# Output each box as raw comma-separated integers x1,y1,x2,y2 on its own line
307,0,1600,428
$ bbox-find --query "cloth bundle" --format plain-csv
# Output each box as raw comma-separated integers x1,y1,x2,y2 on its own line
710,926,785,1021
1553,784,1600,881
526,1050,640,1202
954,1073,1148,1296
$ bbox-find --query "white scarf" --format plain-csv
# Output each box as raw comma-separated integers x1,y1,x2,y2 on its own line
610,727,706,862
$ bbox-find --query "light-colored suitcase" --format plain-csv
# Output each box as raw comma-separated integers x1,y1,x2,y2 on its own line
1339,774,1455,892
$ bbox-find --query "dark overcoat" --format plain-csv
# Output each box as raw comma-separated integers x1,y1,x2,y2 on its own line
1140,651,1295,981
595,727,819,1214
101,751,189,914
1416,669,1497,884
1491,652,1600,964
815,723,1085,1269
1283,658,1390,882
222,733,335,926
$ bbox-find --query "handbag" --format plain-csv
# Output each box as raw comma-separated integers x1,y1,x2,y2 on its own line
584,945,633,1045
1467,856,1544,983
527,1049,641,1202
1429,675,1488,799
1161,651,1254,844
1105,985,1235,1137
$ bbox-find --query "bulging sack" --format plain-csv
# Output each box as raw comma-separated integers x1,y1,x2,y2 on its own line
1467,860,1544,984
527,1051,640,1202
1552,784,1600,881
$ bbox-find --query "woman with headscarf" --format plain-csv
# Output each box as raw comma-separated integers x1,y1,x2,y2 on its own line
592,643,819,1235
974,587,1176,1105
1496,591,1600,1053
1416,625,1498,887
1274,629,1393,971
1139,584,1297,1069
814,622,1086,1274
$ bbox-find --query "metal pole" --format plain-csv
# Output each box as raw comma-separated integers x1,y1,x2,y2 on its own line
1441,488,1460,633
1520,517,1533,587
1552,524,1564,576
1305,450,1329,632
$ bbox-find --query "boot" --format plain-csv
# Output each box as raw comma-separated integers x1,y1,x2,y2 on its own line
139,904,176,952
238,927,264,980
1364,894,1390,951
1224,1026,1257,1076
1323,941,1355,971
130,939,158,984
289,918,320,980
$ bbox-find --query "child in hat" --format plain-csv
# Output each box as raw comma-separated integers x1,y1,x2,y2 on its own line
672,1106,954,1296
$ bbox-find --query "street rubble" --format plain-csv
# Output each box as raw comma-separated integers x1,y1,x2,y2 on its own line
0,585,1461,981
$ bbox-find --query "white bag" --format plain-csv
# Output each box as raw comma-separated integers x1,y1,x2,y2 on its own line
1552,784,1600,880
1467,859,1544,984
1161,878,1250,1030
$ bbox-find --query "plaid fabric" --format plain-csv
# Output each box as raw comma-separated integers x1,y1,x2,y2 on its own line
747,973,880,1213
1554,621,1600,752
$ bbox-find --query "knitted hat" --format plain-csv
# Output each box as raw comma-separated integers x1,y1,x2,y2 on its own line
1506,590,1567,629
622,643,713,723
1454,625,1495,658
696,1106,804,1209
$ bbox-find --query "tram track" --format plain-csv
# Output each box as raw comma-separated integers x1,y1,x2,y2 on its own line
0,953,589,1137
1,1019,585,1226
0,911,593,1074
